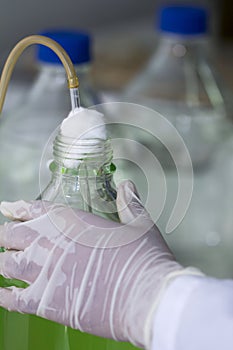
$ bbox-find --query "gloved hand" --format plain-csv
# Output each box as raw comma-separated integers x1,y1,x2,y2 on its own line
0,180,200,349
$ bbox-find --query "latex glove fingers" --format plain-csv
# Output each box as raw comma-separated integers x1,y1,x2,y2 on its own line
0,199,120,246
0,249,41,284
0,218,54,283
117,180,151,225
0,197,156,343
0,181,192,349
0,221,39,250
0,287,28,313
0,199,66,221
0,211,69,285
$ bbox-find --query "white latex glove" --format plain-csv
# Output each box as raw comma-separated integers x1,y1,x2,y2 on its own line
0,180,200,349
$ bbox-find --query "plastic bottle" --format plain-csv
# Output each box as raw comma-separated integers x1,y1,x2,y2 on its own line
123,5,231,169
0,29,100,204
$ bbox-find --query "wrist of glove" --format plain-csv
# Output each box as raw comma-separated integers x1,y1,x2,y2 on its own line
0,180,201,349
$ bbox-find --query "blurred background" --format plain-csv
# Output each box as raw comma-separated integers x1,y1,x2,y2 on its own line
0,0,232,90
0,0,233,280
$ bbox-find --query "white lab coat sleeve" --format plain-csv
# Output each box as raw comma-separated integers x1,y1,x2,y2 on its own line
151,275,233,350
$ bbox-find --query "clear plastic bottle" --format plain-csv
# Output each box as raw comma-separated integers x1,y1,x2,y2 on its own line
0,29,100,204
123,5,231,169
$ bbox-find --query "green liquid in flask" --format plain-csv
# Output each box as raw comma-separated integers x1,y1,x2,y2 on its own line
0,254,69,350
68,329,140,350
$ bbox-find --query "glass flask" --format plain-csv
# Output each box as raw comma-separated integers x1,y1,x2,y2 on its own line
123,5,232,169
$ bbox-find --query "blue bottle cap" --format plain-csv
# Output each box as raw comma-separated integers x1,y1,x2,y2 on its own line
36,29,91,64
157,5,208,35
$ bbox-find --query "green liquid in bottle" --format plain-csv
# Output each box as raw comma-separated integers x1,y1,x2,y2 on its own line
0,311,68,350
0,252,68,350
68,328,140,350
1,245,27,348
0,307,4,350
28,316,69,350
1,311,29,350
0,256,30,350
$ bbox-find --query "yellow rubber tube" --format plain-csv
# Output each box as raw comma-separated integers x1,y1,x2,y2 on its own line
0,35,79,113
